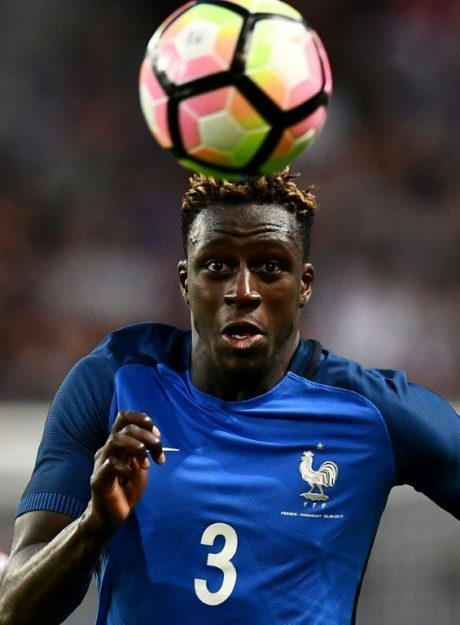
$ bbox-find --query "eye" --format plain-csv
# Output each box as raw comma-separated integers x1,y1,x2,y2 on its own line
258,260,282,275
204,259,231,273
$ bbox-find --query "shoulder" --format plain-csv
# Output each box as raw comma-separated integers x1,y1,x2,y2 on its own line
312,347,460,517
89,321,191,370
312,347,458,437
312,347,457,428
312,348,411,405
49,322,190,448
17,323,191,518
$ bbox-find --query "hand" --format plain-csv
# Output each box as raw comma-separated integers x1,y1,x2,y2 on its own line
88,411,165,533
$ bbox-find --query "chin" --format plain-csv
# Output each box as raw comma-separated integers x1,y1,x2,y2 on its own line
217,351,269,378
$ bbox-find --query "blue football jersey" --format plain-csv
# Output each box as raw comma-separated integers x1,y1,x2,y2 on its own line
17,322,460,625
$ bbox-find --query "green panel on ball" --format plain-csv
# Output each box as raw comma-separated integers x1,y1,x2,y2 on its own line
245,21,274,70
199,111,244,152
189,2,243,25
232,0,302,20
260,129,317,175
230,127,271,167
178,157,254,181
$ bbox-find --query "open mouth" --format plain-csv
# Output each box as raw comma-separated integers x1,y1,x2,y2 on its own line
221,322,264,351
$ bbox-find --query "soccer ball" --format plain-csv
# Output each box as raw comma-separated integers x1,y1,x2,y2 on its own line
139,0,332,179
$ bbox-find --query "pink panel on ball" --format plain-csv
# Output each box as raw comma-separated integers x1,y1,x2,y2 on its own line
157,40,187,84
285,35,323,110
184,55,224,82
152,98,171,148
140,58,166,100
304,33,324,82
156,11,240,84
288,81,317,110
313,31,333,94
182,87,229,118
139,58,172,148
289,106,327,139
178,102,201,150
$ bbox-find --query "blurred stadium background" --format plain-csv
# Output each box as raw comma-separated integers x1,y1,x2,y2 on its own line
0,1,459,623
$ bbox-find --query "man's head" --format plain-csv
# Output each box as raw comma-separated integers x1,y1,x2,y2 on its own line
180,168,317,261
177,169,317,400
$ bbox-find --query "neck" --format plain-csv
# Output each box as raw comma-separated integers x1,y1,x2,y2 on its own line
191,367,283,401
190,333,300,401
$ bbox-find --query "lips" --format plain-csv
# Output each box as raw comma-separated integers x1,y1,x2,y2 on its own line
221,321,265,351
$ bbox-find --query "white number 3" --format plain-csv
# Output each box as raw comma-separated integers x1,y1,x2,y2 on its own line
194,522,238,606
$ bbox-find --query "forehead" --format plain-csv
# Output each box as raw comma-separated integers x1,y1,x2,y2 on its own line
188,203,301,252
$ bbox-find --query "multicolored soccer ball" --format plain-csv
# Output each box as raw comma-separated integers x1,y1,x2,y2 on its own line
139,0,332,179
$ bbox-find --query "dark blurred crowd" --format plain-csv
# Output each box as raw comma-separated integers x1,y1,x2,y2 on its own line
1,0,459,400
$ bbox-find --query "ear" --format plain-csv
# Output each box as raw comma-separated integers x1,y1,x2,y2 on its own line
299,263,315,308
177,259,189,304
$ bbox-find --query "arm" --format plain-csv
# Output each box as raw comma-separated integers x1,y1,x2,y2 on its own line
395,384,460,519
0,510,107,625
0,411,165,625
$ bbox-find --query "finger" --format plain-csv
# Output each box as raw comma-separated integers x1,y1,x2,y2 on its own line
96,431,166,471
112,412,164,462
153,449,166,465
96,453,151,482
114,420,164,464
116,423,160,450
112,411,157,435
119,428,164,465
96,433,148,466
91,456,134,491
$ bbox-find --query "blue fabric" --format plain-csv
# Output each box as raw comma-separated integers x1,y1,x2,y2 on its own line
16,322,460,625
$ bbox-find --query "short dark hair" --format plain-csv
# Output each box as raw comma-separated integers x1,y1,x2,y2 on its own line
181,168,318,261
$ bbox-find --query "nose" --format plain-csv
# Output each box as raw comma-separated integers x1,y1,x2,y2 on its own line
224,266,261,308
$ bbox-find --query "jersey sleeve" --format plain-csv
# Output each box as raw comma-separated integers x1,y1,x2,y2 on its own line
383,378,460,519
16,353,115,519
314,352,460,520
15,321,189,519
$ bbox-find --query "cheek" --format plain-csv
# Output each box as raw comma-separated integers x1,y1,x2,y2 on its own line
264,285,303,323
188,282,221,315
264,279,301,302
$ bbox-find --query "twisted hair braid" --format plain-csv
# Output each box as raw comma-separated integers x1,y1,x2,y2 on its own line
180,168,318,260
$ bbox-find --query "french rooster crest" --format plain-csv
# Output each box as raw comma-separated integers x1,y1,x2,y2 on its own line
299,450,339,502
